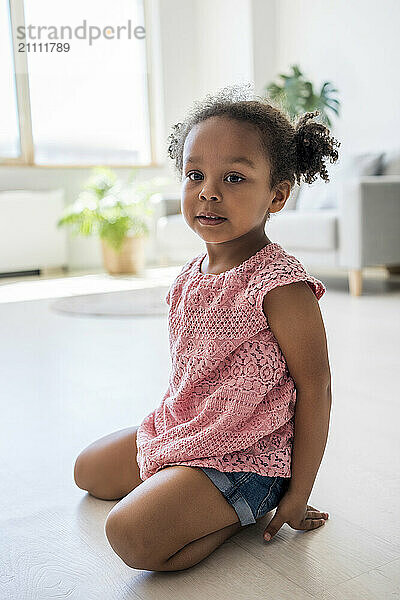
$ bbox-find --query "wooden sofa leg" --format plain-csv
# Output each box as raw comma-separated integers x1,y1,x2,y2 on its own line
348,269,363,296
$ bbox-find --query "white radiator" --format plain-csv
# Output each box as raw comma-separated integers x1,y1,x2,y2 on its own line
0,189,68,273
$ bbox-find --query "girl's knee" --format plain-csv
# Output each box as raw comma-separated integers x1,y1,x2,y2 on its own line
73,451,92,491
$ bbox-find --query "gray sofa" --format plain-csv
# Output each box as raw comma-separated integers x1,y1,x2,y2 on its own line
149,151,400,296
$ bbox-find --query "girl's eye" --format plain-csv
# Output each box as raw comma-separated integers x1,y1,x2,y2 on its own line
187,172,203,181
186,172,244,183
225,174,244,183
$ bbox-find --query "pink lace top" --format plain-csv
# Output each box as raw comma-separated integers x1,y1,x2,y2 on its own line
136,242,326,481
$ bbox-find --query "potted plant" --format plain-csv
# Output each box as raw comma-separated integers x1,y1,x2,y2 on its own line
264,64,341,207
57,167,170,275
264,63,340,127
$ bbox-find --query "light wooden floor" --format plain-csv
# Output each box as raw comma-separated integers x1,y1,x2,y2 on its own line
1,267,399,599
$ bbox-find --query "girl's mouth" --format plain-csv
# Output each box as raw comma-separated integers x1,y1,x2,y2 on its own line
196,216,227,226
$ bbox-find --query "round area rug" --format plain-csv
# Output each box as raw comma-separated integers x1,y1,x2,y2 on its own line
50,286,170,317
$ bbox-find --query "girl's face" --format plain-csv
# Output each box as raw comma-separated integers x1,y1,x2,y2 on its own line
181,116,290,247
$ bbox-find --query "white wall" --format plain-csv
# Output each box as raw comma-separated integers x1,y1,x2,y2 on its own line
274,0,400,156
157,0,198,148
251,0,277,97
1,0,399,269
158,0,254,143
194,0,253,98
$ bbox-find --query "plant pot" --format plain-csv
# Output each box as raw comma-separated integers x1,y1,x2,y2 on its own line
101,235,146,275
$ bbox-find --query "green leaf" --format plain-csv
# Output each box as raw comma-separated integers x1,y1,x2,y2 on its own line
263,63,341,124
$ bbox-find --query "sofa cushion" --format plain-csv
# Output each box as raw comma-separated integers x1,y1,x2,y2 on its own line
295,177,337,211
296,151,384,211
267,209,338,250
381,150,400,175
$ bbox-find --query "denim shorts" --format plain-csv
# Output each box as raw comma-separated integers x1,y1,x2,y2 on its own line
198,466,291,526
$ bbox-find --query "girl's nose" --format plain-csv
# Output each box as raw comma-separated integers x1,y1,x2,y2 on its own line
199,185,221,202
200,193,219,201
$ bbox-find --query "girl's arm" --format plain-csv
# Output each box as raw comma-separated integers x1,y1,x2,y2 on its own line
263,280,332,502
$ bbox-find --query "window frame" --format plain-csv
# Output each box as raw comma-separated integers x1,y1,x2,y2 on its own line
1,0,162,169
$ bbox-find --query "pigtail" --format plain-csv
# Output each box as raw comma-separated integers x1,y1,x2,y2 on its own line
293,110,341,186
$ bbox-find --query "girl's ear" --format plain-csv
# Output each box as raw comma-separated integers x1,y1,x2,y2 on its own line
269,181,291,212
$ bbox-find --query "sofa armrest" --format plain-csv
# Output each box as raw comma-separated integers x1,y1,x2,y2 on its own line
148,193,181,258
150,193,181,216
149,192,181,232
338,176,400,268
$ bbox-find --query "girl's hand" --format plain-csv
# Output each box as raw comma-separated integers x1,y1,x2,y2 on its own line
263,492,329,541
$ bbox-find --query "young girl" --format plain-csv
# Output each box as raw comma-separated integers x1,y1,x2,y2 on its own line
74,84,339,573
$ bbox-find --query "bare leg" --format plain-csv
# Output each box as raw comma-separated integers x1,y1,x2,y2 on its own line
156,521,248,572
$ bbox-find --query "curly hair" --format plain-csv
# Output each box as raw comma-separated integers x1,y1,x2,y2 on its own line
167,83,341,196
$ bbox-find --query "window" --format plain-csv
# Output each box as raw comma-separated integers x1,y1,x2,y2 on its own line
0,0,20,158
0,0,152,166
